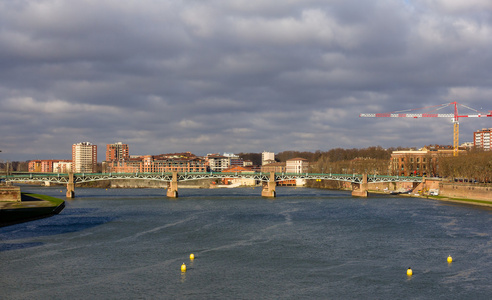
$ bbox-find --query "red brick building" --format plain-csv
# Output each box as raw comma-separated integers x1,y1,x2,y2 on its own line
390,148,456,176
106,152,208,173
106,142,130,161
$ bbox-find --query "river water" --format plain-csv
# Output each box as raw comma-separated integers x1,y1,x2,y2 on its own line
1,187,492,299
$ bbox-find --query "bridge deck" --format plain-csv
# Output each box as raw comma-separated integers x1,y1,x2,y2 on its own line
2,172,424,184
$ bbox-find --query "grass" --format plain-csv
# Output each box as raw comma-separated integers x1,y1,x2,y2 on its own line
21,193,65,205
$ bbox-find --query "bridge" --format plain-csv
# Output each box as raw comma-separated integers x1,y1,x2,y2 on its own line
1,171,424,198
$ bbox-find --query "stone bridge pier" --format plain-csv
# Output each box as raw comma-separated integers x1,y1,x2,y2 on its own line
351,174,368,197
167,171,178,198
66,172,75,198
261,171,276,198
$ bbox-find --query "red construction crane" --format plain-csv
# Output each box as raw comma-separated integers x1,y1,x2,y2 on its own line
360,101,492,156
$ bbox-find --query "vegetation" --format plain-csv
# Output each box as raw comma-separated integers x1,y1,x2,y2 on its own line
437,150,492,183
0,161,29,172
22,193,65,206
307,146,395,174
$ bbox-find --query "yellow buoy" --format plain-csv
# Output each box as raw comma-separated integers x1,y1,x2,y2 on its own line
190,253,195,260
447,255,453,263
407,267,413,276
181,263,186,272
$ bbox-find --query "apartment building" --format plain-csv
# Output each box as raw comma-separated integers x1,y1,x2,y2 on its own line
223,153,244,167
474,128,492,150
53,161,72,173
207,154,230,172
262,151,275,165
106,152,207,173
106,142,130,161
28,160,72,173
72,142,98,173
286,158,309,174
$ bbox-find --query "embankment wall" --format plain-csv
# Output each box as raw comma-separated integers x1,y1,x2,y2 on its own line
108,179,213,189
439,183,492,201
0,186,21,202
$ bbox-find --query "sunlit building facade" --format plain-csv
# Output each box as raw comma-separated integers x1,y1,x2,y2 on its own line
286,158,309,174
474,128,492,151
262,151,275,165
106,142,130,161
28,160,72,173
72,142,98,173
106,152,208,173
390,148,456,177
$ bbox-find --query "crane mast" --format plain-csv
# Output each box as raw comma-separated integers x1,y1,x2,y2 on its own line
360,101,492,156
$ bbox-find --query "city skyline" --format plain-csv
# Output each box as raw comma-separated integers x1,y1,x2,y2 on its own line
1,1,492,161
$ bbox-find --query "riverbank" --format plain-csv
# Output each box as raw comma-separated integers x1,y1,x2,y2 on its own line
410,193,492,208
367,188,492,208
0,193,65,227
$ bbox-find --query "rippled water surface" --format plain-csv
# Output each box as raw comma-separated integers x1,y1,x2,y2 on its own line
1,187,492,299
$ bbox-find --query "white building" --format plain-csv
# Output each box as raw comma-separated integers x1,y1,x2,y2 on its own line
72,142,98,173
286,158,309,174
207,154,230,172
53,161,72,173
262,151,275,165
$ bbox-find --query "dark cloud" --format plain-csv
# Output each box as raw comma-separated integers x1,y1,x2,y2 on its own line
1,0,492,161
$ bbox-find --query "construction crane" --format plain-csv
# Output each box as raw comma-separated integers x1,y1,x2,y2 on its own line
360,101,492,156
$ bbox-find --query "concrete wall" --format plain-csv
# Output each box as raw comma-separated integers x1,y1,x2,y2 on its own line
0,186,21,202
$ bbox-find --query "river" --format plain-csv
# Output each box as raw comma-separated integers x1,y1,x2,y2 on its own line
1,186,492,299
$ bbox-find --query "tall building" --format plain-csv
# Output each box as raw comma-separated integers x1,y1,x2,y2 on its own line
106,142,129,161
262,151,275,165
474,128,492,150
72,142,97,173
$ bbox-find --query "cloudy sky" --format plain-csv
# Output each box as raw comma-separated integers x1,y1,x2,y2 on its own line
1,0,492,161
